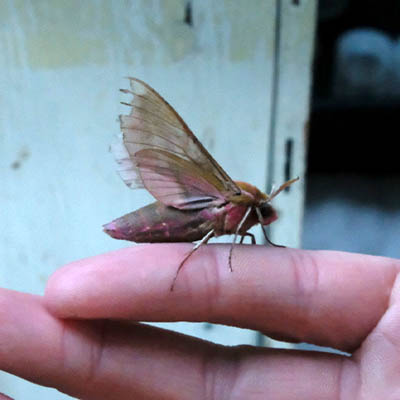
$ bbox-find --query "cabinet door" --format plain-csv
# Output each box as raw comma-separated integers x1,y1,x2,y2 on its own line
0,1,316,398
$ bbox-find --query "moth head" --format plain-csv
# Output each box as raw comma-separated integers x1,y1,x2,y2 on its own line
255,177,300,227
256,202,278,226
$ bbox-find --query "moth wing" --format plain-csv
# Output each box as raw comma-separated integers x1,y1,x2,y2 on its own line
134,148,232,209
113,78,241,209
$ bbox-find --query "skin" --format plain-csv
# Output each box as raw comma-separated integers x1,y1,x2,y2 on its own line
1,244,400,399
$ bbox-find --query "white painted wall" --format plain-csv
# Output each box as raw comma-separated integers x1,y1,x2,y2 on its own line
0,1,315,398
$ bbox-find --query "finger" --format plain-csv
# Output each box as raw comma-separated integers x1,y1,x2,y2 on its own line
0,288,350,400
0,288,210,399
351,273,400,396
45,244,400,352
0,394,14,400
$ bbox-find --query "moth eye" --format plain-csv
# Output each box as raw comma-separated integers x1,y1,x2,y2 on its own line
235,192,241,196
259,202,273,218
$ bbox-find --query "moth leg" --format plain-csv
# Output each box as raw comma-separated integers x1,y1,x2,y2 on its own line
239,233,256,245
228,207,252,272
264,232,285,248
170,229,214,291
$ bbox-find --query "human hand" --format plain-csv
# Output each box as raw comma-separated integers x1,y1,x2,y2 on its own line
1,244,400,399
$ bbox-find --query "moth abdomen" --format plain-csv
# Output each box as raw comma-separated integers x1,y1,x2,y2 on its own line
103,201,216,243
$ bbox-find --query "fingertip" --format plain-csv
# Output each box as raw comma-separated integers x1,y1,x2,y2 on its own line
44,262,85,318
44,250,117,317
43,244,194,318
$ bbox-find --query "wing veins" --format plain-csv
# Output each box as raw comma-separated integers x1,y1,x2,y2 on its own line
129,104,182,130
125,93,172,114
121,115,195,153
125,140,205,171
123,135,186,155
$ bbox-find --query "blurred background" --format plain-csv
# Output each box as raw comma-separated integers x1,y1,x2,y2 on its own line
1,0,399,398
305,0,400,259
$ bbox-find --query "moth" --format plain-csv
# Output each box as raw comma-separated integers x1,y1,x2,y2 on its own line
103,78,298,290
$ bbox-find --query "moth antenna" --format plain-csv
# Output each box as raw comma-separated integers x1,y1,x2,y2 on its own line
255,207,285,248
269,177,300,200
228,206,252,271
270,183,277,196
120,101,131,106
170,229,214,291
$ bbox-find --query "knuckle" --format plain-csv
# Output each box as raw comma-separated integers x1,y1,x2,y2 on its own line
290,250,321,321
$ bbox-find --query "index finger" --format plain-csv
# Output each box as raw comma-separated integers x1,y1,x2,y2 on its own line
45,244,400,352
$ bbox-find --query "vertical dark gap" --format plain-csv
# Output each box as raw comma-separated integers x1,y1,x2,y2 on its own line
267,0,282,190
184,1,193,26
284,139,294,191
256,332,266,347
292,0,300,5
265,0,282,243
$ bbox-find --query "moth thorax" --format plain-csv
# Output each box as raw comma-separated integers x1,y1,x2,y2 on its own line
233,181,268,204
